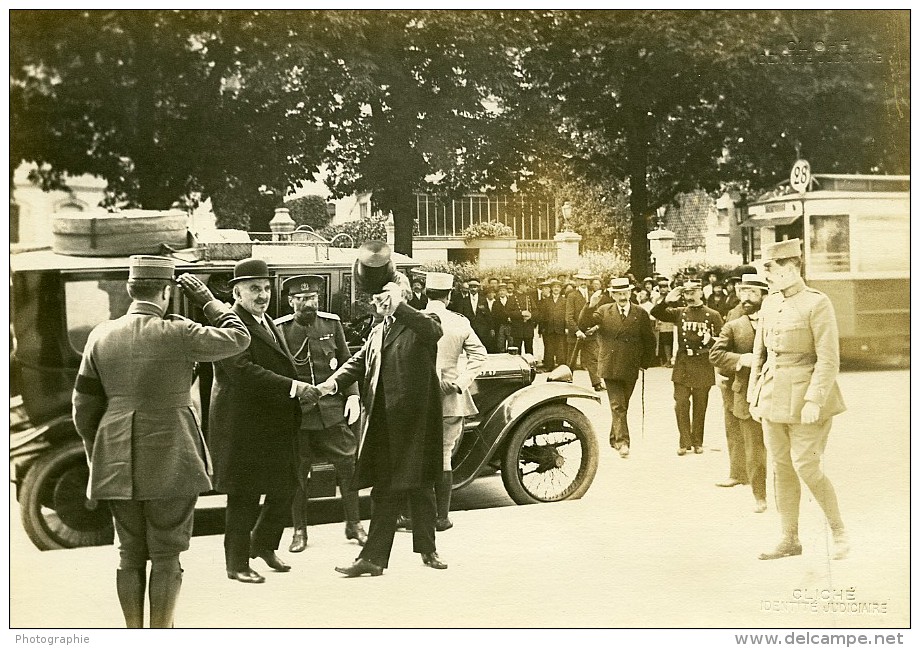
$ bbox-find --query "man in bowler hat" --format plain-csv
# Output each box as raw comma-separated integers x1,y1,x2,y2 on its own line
73,256,251,627
209,258,317,583
748,239,848,561
318,241,448,576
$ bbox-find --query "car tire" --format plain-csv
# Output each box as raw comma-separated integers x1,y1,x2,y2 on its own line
19,441,114,551
500,403,599,505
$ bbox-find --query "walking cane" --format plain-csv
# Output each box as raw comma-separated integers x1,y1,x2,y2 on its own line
641,368,646,439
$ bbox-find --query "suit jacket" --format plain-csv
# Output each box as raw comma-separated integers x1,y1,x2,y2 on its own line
516,290,538,337
407,292,429,310
565,289,589,334
537,295,567,335
709,313,758,420
73,300,250,500
209,304,301,494
748,280,846,424
591,303,656,382
457,294,494,348
424,301,487,417
330,302,444,491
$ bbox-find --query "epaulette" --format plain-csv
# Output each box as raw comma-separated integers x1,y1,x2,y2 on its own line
165,314,192,323
274,313,294,326
317,311,340,321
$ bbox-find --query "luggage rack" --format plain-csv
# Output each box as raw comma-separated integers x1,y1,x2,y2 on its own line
194,226,356,261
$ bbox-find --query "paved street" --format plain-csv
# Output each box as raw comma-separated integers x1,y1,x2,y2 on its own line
8,366,910,630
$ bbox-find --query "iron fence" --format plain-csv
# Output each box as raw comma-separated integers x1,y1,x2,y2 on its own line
415,193,557,240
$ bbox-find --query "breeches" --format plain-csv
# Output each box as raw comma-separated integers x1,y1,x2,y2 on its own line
108,497,197,570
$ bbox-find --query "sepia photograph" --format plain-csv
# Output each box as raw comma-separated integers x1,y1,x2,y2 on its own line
7,5,912,644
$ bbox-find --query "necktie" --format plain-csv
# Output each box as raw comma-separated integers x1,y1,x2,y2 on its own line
262,319,276,342
383,315,394,339
620,306,627,318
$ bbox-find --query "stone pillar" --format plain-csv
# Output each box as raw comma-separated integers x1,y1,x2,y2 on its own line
647,228,676,277
269,207,295,240
554,231,582,268
385,214,396,245
473,237,517,268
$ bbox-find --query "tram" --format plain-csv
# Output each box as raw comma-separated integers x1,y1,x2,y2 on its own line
742,171,909,361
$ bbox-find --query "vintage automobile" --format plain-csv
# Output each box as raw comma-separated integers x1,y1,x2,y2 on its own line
10,241,601,551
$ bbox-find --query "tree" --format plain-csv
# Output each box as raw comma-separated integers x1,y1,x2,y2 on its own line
286,195,332,231
520,9,909,279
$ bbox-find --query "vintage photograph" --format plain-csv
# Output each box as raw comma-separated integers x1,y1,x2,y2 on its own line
8,7,910,641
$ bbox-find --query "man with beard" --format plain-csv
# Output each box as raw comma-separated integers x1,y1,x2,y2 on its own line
748,239,848,561
652,280,724,455
277,275,368,552
709,274,770,513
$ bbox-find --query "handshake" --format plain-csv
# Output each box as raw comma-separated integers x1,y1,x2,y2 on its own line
293,380,361,424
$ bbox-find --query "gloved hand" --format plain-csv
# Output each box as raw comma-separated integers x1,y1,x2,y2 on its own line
575,330,587,340
800,401,821,425
344,394,361,424
440,380,460,396
176,273,216,308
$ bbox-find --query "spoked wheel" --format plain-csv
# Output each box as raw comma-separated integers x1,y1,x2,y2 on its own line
19,441,114,550
500,403,599,505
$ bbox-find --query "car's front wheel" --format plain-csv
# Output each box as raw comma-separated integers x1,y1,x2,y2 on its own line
500,403,598,505
19,441,114,550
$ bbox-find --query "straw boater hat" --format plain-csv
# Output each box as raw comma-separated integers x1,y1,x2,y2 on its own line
762,238,802,262
229,258,271,285
737,274,769,292
282,275,324,298
425,272,454,291
128,255,176,281
574,268,596,280
608,277,633,292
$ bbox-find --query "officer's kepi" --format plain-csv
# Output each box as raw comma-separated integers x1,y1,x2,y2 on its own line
283,275,324,298
425,272,454,290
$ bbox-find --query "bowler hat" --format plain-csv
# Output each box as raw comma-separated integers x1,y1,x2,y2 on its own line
128,255,176,281
762,238,802,262
283,274,324,298
353,240,397,294
229,258,271,285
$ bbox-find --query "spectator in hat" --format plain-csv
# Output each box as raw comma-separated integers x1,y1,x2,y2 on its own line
723,278,741,316
652,279,724,455
209,258,316,584
72,257,251,627
655,276,675,366
276,275,368,553
514,279,538,355
493,283,521,352
583,277,656,457
707,282,731,318
408,276,428,310
456,278,495,353
537,279,567,370
709,274,770,513
422,272,487,530
566,269,594,371
748,239,848,561
702,271,721,300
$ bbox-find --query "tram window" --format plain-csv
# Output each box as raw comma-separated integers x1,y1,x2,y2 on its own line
64,278,132,353
809,215,850,273
855,214,909,272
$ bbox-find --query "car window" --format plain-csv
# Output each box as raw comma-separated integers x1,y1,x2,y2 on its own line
64,278,132,354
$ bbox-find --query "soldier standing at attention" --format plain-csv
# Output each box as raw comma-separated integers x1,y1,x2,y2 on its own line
748,239,848,561
72,257,251,627
277,275,368,552
652,279,724,455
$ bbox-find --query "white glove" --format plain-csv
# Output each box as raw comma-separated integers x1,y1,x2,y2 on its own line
344,394,361,425
317,379,337,397
575,330,587,340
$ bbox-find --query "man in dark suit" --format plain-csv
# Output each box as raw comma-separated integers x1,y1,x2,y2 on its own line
72,257,251,627
209,258,315,584
319,260,447,576
493,282,522,352
457,278,495,353
565,270,592,368
538,279,568,370
582,278,656,457
514,280,538,355
709,274,769,513
407,276,428,310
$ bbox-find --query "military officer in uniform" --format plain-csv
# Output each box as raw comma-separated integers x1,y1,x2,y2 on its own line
748,239,848,561
277,275,368,552
72,257,251,627
423,271,488,530
652,280,724,455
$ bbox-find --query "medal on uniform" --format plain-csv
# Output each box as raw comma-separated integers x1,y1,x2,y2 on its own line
330,357,338,371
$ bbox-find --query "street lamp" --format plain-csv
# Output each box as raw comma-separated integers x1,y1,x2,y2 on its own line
561,201,573,232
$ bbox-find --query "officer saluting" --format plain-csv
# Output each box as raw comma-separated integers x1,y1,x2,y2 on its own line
277,275,367,551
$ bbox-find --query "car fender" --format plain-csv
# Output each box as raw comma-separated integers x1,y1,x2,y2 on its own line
453,382,601,488
10,414,76,487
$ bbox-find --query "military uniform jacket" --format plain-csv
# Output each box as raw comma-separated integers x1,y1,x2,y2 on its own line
748,280,846,424
651,301,724,388
708,313,758,420
277,312,359,430
208,304,301,494
330,302,444,491
590,302,657,382
424,300,488,417
72,300,250,500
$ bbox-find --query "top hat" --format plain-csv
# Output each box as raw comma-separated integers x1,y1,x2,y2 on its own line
282,274,324,298
762,238,802,262
128,255,176,281
738,273,769,291
353,240,397,294
229,258,271,285
608,277,633,292
425,272,454,291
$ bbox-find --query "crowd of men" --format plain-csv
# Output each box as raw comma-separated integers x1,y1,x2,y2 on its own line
71,238,848,628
